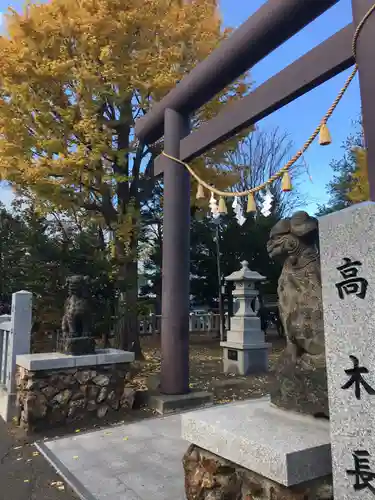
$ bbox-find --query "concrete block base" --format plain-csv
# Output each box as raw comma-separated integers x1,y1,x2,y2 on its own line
181,398,331,486
146,390,213,415
221,342,270,375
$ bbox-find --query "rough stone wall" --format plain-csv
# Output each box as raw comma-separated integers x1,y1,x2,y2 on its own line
16,363,135,431
183,445,333,500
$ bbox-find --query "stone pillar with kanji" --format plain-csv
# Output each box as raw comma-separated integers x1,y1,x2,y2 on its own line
319,202,375,500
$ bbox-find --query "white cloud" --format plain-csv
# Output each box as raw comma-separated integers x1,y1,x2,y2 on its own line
0,13,3,26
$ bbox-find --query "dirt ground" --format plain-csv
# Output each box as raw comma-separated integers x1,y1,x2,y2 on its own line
136,330,285,404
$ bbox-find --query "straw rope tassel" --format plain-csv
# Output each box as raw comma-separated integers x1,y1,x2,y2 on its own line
246,192,256,213
319,123,332,146
196,183,205,199
218,196,227,214
281,172,292,192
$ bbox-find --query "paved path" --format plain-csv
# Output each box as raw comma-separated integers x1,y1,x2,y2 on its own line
37,414,188,500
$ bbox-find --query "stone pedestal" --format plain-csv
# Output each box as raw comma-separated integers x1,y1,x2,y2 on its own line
221,340,269,375
146,391,213,415
15,349,135,431
271,346,329,417
143,374,213,414
61,336,96,355
183,445,333,500
181,398,332,499
221,261,270,375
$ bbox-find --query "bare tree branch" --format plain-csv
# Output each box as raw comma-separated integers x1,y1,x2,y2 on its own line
225,127,307,217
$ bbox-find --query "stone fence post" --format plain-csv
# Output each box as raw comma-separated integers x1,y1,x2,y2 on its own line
149,313,156,335
7,291,32,393
189,313,194,332
207,312,212,332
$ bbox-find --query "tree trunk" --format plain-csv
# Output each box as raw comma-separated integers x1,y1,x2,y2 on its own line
114,259,144,360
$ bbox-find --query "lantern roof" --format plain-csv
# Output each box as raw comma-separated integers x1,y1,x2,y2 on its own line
225,261,266,282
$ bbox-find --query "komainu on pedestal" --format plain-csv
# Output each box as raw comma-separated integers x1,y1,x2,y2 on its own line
267,211,328,418
60,275,96,355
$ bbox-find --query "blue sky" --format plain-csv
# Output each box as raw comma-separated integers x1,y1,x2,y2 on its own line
0,0,360,213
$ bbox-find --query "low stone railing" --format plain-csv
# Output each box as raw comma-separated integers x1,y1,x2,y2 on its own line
139,313,228,335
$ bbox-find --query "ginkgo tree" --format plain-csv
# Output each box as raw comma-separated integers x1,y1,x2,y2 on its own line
0,0,251,355
347,147,369,203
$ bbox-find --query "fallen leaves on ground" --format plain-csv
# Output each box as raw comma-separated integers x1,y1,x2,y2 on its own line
51,480,65,491
138,334,284,404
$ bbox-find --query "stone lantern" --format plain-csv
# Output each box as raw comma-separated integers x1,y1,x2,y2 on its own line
221,260,270,375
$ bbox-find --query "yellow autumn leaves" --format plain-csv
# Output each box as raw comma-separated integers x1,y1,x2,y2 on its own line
0,0,248,218
348,147,369,203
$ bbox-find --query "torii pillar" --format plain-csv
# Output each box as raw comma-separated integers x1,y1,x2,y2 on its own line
160,108,191,395
145,109,213,411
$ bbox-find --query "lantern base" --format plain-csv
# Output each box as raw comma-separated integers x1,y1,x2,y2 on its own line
220,341,271,375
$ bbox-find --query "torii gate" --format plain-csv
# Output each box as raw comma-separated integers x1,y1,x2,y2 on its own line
135,0,375,396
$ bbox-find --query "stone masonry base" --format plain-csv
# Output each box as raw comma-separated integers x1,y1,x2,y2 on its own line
183,445,333,500
16,363,135,432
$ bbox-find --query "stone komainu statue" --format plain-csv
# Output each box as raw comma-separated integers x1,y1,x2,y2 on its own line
61,275,91,339
267,211,328,418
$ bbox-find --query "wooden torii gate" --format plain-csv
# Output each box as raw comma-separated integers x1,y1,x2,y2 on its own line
135,0,375,396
